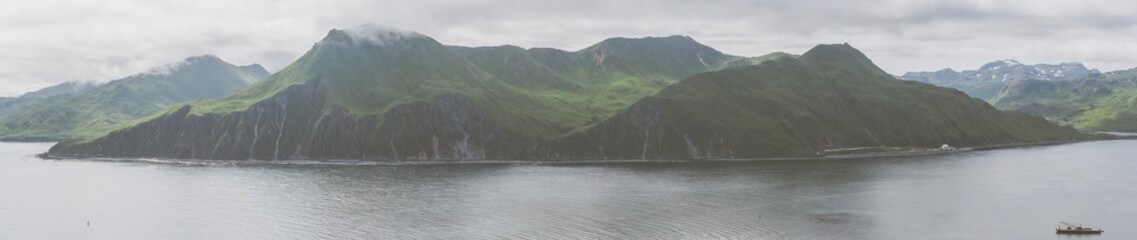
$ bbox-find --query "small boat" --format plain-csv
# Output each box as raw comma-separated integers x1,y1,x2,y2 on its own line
1056,222,1103,234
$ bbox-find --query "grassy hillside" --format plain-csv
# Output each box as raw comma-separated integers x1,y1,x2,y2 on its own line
186,29,590,141
46,28,1088,160
903,60,1137,132
451,36,750,127
181,31,750,140
535,44,1087,159
0,81,98,116
0,56,265,141
48,27,756,160
990,68,1137,131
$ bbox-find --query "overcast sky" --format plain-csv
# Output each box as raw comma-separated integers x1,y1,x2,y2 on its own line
1,0,1134,96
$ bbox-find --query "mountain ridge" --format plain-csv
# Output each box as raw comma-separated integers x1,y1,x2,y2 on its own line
904,59,1137,131
533,45,1085,159
45,28,1092,160
0,55,267,141
49,27,747,159
0,81,99,117
901,59,1102,99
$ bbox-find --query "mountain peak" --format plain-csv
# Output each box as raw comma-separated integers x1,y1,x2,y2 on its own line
238,63,271,80
799,43,889,77
573,35,729,79
321,24,427,46
935,68,958,74
582,35,724,61
139,54,227,77
980,59,1022,70
591,35,704,49
801,43,865,60
185,54,222,62
600,35,693,42
801,43,860,57
1058,62,1090,69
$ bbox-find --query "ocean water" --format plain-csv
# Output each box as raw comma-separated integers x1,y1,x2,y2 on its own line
2,140,1134,239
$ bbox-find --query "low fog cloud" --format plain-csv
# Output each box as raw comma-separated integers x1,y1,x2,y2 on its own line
1,0,1134,96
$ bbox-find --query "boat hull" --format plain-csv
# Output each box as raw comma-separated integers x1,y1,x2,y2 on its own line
1056,229,1103,234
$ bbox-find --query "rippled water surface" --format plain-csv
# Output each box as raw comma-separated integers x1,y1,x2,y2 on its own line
2,141,1135,239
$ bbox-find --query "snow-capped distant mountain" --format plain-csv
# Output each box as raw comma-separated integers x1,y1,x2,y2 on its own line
900,59,1101,99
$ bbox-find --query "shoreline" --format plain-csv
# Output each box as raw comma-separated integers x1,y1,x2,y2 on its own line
35,138,1135,167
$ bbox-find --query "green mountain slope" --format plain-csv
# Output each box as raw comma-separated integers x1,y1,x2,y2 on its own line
450,36,744,124
48,27,757,160
0,55,265,141
903,60,1137,132
238,64,271,79
0,81,99,116
990,68,1137,131
534,44,1087,159
45,28,1089,160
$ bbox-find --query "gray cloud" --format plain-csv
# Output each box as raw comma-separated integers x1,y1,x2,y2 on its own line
1,0,1134,96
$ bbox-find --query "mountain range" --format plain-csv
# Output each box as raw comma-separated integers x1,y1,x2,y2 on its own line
0,56,268,141
45,26,1089,160
903,60,1137,131
0,81,99,116
900,60,1101,100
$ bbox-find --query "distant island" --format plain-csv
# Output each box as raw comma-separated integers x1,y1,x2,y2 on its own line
44,25,1093,161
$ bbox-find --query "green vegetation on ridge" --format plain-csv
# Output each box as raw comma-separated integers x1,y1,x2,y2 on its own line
0,81,97,116
450,35,753,130
0,56,266,141
47,27,791,159
46,27,1090,160
536,44,1086,159
176,31,756,141
989,69,1137,131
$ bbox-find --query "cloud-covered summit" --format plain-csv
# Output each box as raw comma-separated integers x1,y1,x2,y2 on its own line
335,24,427,45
